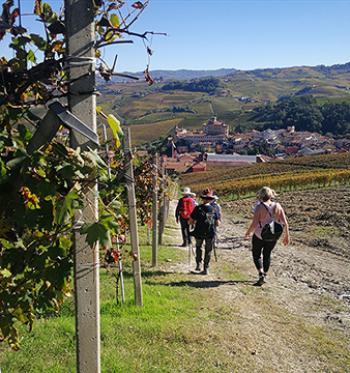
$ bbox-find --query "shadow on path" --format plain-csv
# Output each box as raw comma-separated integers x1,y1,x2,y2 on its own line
147,279,251,289
124,270,176,278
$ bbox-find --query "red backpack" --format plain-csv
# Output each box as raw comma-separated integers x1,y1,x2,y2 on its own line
180,197,195,220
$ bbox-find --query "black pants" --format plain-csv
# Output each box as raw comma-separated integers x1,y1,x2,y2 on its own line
252,234,277,274
195,237,214,269
180,217,191,245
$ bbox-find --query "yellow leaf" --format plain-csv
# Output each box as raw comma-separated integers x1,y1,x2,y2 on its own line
107,114,123,148
115,133,121,148
110,14,120,28
0,268,12,278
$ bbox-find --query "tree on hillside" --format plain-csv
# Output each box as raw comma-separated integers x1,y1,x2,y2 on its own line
252,95,350,136
162,77,221,94
321,102,350,136
253,96,324,133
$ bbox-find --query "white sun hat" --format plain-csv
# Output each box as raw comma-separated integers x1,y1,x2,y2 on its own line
182,187,196,196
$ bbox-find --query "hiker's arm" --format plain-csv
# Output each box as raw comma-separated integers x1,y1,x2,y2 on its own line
244,206,261,239
175,199,182,223
189,206,198,226
277,205,290,245
216,204,222,222
215,209,221,226
188,217,195,226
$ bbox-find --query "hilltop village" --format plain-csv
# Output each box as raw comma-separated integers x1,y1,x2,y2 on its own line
163,116,350,174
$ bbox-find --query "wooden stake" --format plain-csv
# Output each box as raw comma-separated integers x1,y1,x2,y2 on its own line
123,127,143,306
158,156,166,245
151,153,159,267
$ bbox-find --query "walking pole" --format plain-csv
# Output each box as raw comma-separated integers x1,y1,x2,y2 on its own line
117,238,125,304
118,259,125,303
185,229,191,265
187,226,195,265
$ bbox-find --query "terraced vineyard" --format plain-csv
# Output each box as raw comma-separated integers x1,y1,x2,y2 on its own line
96,63,350,145
181,153,350,199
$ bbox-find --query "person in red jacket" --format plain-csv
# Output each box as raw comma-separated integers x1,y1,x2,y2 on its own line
175,187,196,247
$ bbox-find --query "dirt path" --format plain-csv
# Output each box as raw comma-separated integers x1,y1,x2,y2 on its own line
167,189,350,372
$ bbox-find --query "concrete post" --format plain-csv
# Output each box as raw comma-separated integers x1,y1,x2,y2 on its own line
65,1,100,372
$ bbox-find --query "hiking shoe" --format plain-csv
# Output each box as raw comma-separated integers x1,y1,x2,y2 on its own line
201,268,209,275
195,263,201,271
180,243,187,247
254,274,265,286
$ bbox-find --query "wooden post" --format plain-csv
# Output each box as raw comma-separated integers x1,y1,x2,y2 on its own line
146,224,151,245
123,127,143,306
158,156,166,245
151,153,159,267
65,1,100,372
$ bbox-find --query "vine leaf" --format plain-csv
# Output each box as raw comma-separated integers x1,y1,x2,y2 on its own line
30,33,47,51
144,66,154,85
107,114,123,148
27,49,36,63
54,190,79,225
110,14,120,28
33,0,42,16
82,222,111,247
132,1,144,9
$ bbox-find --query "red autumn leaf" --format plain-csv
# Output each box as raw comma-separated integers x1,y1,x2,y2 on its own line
107,2,123,11
144,67,154,86
111,249,121,262
10,8,20,24
131,1,144,9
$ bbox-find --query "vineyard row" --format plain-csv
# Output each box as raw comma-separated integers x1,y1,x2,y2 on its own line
189,168,350,199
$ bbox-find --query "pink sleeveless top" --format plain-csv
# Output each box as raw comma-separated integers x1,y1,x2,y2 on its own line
254,202,278,240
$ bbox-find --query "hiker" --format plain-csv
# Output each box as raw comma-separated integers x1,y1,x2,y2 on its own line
202,188,222,257
189,189,219,275
244,186,290,286
210,190,222,223
175,187,196,247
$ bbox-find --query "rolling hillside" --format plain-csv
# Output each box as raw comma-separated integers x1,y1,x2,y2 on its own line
97,62,350,144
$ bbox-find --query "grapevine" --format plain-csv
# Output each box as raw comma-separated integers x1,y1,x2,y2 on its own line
0,0,162,349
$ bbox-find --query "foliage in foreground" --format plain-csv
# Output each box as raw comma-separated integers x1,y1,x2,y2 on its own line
0,0,161,349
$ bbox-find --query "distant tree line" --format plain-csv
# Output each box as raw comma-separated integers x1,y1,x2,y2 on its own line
161,78,220,94
252,96,350,136
143,105,195,116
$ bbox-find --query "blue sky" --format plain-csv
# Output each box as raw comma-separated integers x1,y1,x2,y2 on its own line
2,0,350,72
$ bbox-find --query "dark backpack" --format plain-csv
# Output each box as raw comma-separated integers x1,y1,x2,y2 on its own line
180,197,195,220
260,203,283,242
190,205,216,238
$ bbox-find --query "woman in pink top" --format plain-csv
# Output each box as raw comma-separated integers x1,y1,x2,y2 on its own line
245,186,290,286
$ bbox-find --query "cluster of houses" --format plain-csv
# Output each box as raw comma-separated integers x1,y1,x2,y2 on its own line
162,116,350,174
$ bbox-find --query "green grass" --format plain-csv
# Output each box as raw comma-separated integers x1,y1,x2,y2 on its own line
312,226,341,237
1,216,350,372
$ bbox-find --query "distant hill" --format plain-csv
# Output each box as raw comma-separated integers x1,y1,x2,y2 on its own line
98,68,237,83
98,62,350,84
97,61,350,144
